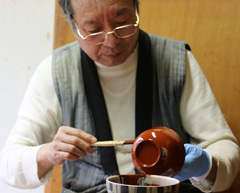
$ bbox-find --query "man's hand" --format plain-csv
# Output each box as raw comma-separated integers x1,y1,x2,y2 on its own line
174,143,211,182
37,126,97,179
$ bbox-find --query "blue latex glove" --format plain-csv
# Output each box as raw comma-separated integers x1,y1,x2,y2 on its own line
174,143,211,182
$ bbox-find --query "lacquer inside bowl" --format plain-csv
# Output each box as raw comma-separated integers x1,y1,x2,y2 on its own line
106,174,180,193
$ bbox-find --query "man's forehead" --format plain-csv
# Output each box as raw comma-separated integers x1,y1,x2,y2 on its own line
72,0,134,23
71,0,133,11
72,0,116,6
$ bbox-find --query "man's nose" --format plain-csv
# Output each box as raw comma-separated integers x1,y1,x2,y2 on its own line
102,31,120,47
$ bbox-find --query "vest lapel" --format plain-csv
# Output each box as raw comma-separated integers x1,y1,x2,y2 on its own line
135,30,153,137
81,50,118,174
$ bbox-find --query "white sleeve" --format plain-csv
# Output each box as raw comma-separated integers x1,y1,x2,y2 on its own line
180,50,240,192
0,55,62,189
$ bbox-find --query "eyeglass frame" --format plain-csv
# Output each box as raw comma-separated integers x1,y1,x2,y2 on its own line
72,8,139,45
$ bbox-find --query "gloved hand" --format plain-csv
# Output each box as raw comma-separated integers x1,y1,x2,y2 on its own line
174,143,211,182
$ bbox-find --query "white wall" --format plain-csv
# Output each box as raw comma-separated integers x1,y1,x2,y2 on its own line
0,1,55,192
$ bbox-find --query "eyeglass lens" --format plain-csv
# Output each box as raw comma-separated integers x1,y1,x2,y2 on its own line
115,25,136,37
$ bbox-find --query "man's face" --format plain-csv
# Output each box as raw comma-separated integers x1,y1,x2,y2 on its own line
72,0,139,67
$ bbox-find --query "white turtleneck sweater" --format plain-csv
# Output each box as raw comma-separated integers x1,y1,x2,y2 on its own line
0,46,239,192
95,46,138,175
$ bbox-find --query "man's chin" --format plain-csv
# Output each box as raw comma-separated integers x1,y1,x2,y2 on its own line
98,57,127,67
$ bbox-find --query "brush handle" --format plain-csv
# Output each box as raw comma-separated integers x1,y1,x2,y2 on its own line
91,140,134,147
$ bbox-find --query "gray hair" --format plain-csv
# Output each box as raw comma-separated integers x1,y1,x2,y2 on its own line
58,0,139,30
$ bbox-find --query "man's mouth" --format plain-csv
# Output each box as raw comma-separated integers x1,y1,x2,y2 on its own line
103,52,121,59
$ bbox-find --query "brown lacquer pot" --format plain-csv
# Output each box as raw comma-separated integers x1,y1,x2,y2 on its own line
131,127,185,177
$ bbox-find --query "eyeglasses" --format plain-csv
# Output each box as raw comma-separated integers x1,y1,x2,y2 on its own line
73,9,139,45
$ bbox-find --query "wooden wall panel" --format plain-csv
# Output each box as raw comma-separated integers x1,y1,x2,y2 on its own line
45,0,240,192
139,0,240,141
53,0,76,49
45,165,62,193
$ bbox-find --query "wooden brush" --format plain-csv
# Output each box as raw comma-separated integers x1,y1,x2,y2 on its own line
91,140,135,147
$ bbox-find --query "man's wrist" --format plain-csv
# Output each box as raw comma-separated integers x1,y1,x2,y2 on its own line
206,156,218,181
37,143,55,179
192,149,212,181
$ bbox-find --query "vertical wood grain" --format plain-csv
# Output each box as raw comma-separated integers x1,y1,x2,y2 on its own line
45,0,240,192
139,0,240,141
45,165,62,193
53,0,76,49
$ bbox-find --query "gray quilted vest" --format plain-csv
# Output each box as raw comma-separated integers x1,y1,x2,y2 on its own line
52,32,189,193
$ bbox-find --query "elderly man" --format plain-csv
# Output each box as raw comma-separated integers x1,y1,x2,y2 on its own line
0,0,239,193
